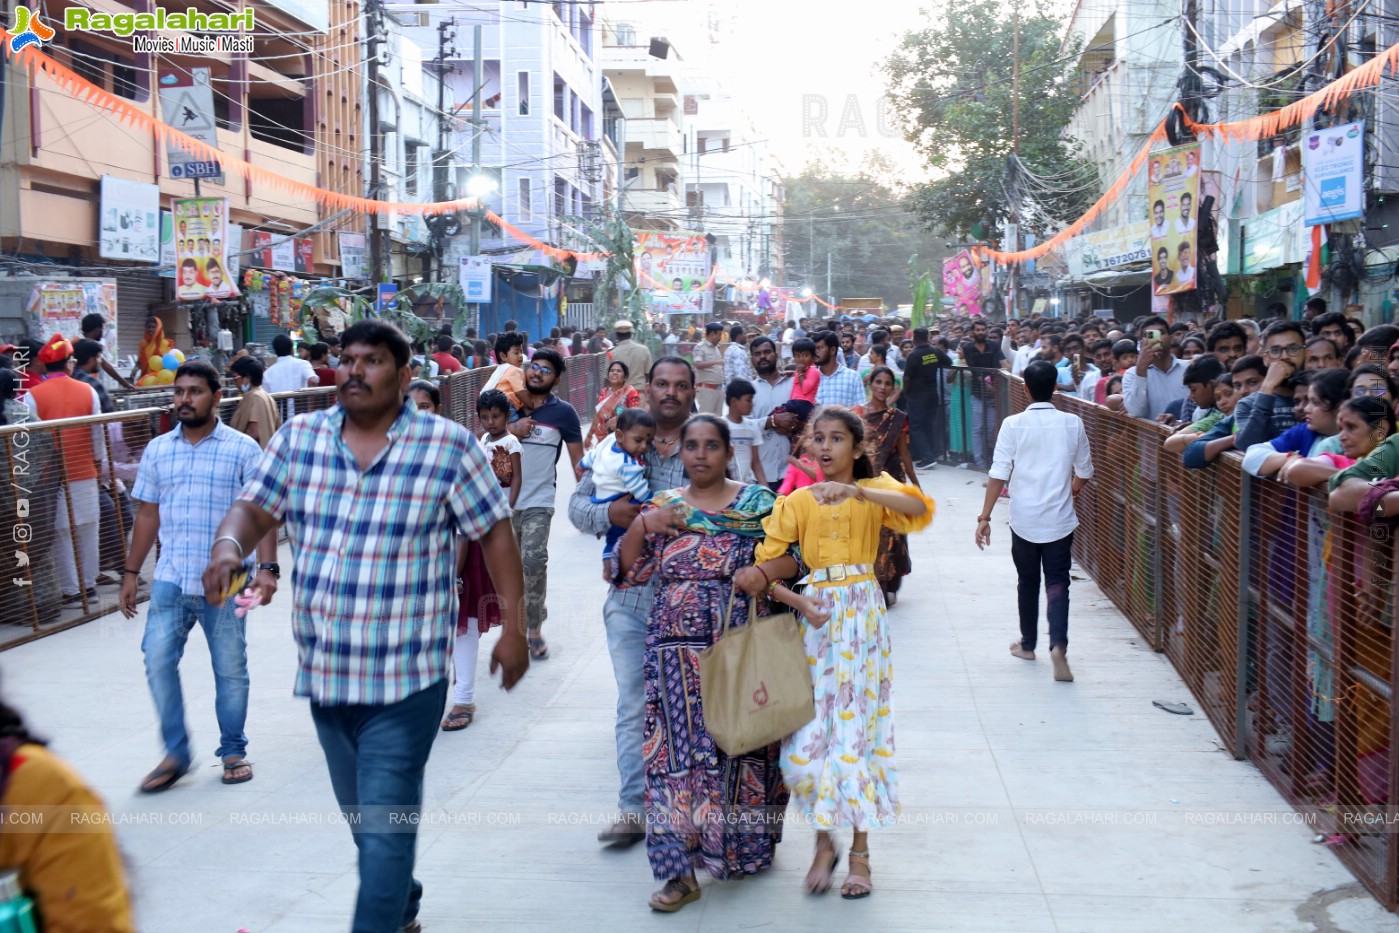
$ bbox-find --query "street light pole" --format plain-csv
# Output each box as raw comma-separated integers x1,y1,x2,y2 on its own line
467,23,484,332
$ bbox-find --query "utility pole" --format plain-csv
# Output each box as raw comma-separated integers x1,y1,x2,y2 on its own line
433,16,458,282
366,0,385,285
1008,3,1020,320
826,251,832,305
467,23,484,332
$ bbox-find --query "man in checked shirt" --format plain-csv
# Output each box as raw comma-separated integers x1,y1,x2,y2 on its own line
203,321,528,933
570,357,693,848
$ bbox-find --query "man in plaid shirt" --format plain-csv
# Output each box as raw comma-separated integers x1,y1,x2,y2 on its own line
203,321,527,933
569,357,692,847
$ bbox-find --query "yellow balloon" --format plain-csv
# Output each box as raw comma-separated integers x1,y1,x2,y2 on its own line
171,349,186,364
148,355,164,372
156,369,175,384
137,373,158,387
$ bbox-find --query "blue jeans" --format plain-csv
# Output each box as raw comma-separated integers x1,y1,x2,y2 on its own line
141,581,249,767
1011,531,1073,652
970,395,995,468
310,679,448,933
603,591,648,814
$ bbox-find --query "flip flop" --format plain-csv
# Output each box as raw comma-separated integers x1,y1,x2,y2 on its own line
528,636,549,660
139,760,189,794
804,844,840,894
441,704,476,731
221,756,253,785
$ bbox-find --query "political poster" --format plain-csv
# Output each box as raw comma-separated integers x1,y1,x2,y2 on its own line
173,197,239,300
1147,143,1201,295
1303,121,1364,226
98,176,160,262
634,232,712,316
942,250,987,316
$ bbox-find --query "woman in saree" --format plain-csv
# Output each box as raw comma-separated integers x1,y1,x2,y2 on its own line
615,414,793,912
857,366,921,606
586,359,643,448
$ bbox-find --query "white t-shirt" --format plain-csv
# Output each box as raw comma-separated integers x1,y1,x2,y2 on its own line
727,417,764,484
480,431,523,491
263,356,318,394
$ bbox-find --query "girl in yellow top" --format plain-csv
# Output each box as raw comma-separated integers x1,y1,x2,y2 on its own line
743,406,932,900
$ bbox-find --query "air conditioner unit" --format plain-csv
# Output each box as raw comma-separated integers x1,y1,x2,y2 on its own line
397,11,429,27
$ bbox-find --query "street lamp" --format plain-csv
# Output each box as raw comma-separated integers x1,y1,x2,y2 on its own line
466,173,498,199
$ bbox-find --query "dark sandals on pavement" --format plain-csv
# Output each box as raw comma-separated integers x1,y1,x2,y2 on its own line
138,759,189,794
648,876,700,912
841,848,872,899
528,635,549,660
441,704,476,731
221,756,253,785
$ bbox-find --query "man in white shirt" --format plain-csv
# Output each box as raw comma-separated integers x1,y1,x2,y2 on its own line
1174,242,1197,289
976,360,1093,683
1175,192,1196,236
1149,199,1169,239
262,334,319,421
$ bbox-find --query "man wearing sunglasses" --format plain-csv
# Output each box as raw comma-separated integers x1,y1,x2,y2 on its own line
508,349,584,660
1236,321,1306,448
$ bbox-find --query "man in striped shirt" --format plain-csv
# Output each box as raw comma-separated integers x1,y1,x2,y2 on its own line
203,321,528,933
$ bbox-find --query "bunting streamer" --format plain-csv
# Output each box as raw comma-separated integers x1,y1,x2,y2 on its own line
979,39,1399,265
17,24,1398,275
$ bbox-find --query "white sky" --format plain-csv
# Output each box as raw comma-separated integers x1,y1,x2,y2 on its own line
625,0,933,179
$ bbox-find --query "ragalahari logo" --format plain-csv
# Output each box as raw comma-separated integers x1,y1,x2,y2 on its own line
8,6,55,53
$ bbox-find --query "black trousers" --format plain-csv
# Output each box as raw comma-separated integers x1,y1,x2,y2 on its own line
1010,530,1073,652
906,395,943,463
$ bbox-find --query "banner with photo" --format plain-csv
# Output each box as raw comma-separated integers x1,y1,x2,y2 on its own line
1147,143,1201,295
941,250,987,316
1303,121,1364,226
1066,221,1151,277
173,198,240,300
634,232,712,316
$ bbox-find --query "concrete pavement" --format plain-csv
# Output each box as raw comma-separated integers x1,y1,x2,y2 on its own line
5,461,1397,932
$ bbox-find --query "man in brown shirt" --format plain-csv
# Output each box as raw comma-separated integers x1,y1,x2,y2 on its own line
228,357,282,448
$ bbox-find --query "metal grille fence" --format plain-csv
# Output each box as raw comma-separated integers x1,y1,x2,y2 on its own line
0,354,613,651
1006,373,1399,910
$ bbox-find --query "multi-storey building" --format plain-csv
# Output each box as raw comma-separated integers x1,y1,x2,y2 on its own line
602,22,686,232
0,0,357,357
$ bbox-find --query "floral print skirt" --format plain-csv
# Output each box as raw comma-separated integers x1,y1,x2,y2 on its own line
781,578,899,830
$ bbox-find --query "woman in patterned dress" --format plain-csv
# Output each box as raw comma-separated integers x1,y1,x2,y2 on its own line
751,406,933,899
615,414,791,913
858,367,920,605
586,360,643,449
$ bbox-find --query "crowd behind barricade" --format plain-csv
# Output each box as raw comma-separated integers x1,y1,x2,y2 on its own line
996,297,1399,909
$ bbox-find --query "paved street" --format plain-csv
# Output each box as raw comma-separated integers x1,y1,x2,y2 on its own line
7,462,1398,932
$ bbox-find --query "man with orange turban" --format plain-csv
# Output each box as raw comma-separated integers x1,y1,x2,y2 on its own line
25,334,106,603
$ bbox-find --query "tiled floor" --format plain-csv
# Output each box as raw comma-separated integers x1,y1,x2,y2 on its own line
4,462,1395,931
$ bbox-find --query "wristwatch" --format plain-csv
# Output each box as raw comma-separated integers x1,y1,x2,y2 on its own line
257,562,281,579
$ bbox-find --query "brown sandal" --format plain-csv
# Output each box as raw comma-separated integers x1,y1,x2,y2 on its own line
648,876,700,912
139,758,189,794
221,756,253,785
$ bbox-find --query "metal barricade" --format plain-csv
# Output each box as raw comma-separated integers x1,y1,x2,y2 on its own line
0,353,617,650
1006,372,1399,909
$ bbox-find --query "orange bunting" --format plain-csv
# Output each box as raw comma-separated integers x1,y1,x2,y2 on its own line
979,39,1399,266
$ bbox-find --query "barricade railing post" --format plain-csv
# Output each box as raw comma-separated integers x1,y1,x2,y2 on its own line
1234,470,1254,761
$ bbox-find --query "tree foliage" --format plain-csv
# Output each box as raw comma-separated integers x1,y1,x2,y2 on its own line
883,1,1097,241
782,153,950,307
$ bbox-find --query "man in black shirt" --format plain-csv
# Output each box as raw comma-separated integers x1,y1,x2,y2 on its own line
902,327,952,469
958,320,1007,468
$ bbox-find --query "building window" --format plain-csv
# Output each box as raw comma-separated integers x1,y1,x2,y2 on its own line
519,177,532,221
68,40,106,89
518,72,530,116
580,104,593,139
405,144,419,197
554,75,565,122
111,58,140,101
554,177,568,218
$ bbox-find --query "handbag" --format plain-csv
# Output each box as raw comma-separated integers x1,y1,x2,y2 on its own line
699,590,816,756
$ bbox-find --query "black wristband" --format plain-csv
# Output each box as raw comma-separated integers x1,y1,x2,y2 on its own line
123,568,141,575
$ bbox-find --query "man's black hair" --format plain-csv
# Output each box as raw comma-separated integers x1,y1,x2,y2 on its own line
271,334,294,357
341,320,412,369
174,359,222,395
1023,360,1058,402
231,356,265,386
